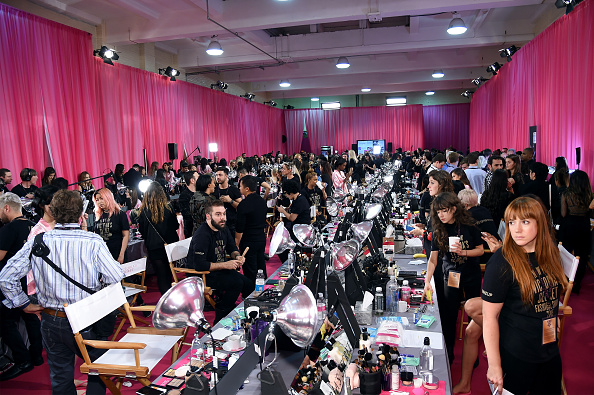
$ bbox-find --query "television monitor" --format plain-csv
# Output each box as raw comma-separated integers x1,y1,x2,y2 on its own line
357,140,385,155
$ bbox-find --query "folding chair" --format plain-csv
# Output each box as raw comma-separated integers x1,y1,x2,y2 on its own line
558,243,579,395
112,258,149,340
166,238,216,308
65,283,185,394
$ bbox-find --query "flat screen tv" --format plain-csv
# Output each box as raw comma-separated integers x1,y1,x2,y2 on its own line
357,139,385,155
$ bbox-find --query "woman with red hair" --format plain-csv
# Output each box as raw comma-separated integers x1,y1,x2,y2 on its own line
93,188,130,263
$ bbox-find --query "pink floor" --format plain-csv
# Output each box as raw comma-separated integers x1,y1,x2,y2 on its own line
1,256,592,394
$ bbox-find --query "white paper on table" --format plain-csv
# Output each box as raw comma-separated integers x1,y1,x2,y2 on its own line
488,380,515,395
408,259,426,265
406,238,423,247
401,330,444,349
211,327,233,340
362,291,374,310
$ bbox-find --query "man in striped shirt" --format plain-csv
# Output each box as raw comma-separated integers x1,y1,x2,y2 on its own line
0,189,125,395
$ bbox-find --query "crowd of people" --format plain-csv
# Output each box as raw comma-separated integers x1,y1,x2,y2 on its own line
0,145,592,395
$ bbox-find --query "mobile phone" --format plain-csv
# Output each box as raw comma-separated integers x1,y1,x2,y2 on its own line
136,386,166,395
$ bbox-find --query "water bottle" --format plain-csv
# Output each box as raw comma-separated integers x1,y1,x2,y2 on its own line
317,293,326,321
190,336,203,372
400,280,411,304
386,275,399,313
419,337,434,374
255,269,265,293
374,286,385,314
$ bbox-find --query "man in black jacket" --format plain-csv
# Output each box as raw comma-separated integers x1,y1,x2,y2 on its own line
178,171,198,239
519,162,561,222
186,200,253,322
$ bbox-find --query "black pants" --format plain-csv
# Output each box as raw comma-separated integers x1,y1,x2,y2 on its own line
147,248,173,295
240,240,267,284
500,347,562,395
559,215,591,293
0,303,43,365
440,268,482,364
207,270,254,323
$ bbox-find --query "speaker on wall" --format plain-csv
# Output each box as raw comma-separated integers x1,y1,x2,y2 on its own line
168,143,178,160
576,147,581,167
282,135,287,144
387,142,393,153
352,143,357,152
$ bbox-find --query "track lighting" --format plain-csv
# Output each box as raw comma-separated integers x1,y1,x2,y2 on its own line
471,76,488,86
159,67,180,81
93,46,119,65
555,0,582,14
210,80,228,90
461,90,474,98
264,100,277,107
447,12,467,35
279,80,291,88
241,93,255,101
486,62,502,76
499,45,519,62
284,105,295,109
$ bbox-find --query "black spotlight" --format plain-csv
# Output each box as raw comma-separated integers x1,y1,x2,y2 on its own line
93,46,119,66
461,90,474,98
486,62,502,76
159,67,180,81
263,100,277,107
499,45,519,62
471,76,489,86
210,80,228,90
284,105,295,109
555,0,582,14
240,93,255,101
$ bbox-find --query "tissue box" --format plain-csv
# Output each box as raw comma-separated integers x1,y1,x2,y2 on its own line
354,301,372,326
405,238,423,255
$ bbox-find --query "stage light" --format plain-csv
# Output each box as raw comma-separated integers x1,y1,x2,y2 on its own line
472,76,488,86
138,179,151,193
555,0,582,14
321,102,341,110
209,143,218,153
210,80,228,90
93,46,119,66
425,91,435,96
336,57,350,69
432,70,445,78
159,66,180,81
447,13,467,35
486,62,502,76
499,45,519,62
461,90,474,98
284,105,295,109
361,88,371,92
206,39,224,56
240,93,255,101
386,97,406,106
311,97,320,101
279,80,291,88
264,100,277,107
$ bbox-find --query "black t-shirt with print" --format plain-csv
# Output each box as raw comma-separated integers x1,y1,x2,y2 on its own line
482,250,561,362
94,211,130,259
301,186,326,209
10,184,38,198
431,222,483,283
214,185,242,228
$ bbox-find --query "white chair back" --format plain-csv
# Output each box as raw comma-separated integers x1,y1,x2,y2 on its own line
64,283,127,334
165,237,192,263
558,244,579,282
120,258,147,277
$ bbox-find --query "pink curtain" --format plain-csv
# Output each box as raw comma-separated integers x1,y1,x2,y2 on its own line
284,106,425,154
423,103,470,151
0,4,283,188
470,0,594,180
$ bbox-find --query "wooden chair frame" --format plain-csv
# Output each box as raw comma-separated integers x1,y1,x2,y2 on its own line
65,284,185,395
112,258,150,340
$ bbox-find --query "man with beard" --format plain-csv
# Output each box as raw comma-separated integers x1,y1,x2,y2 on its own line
186,200,254,322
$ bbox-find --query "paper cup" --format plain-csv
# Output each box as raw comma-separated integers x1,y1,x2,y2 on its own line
226,334,242,350
448,236,460,251
397,300,408,313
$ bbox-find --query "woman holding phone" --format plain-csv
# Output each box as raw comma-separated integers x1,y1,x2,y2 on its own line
482,197,567,394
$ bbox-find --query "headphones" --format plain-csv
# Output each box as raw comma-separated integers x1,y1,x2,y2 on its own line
22,168,34,182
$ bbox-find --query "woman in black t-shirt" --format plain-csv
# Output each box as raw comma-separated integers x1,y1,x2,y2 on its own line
93,188,130,263
301,170,327,221
483,196,567,395
423,192,484,364
277,179,311,239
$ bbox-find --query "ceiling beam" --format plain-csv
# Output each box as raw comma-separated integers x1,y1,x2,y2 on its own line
184,0,223,19
31,0,102,25
106,0,160,20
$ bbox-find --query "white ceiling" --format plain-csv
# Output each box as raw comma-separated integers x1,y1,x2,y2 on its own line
28,0,565,99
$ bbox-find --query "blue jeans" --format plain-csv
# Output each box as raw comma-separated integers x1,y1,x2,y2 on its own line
40,313,106,395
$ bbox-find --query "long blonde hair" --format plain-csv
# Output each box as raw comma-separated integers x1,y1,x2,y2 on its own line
502,197,567,305
139,182,171,223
